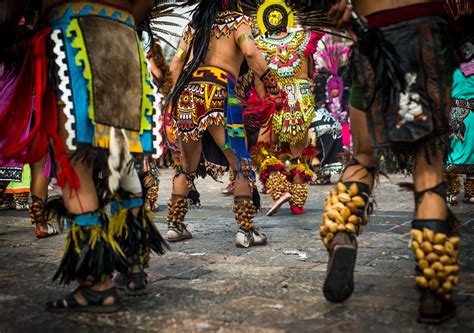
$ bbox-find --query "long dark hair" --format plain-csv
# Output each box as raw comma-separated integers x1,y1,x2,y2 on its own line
169,0,240,105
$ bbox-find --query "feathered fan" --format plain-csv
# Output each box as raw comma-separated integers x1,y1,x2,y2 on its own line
240,0,343,37
149,0,190,50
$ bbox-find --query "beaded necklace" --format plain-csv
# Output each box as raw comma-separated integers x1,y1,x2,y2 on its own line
256,30,311,79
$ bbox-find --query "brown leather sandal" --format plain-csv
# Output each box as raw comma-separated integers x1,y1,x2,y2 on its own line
46,287,121,313
30,196,59,238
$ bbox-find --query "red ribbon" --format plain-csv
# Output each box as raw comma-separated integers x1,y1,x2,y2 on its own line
0,28,79,190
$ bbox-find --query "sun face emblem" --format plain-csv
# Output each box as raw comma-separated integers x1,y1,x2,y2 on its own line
178,90,193,109
268,9,283,27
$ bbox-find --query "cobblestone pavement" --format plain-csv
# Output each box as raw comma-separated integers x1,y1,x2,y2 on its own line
0,169,473,332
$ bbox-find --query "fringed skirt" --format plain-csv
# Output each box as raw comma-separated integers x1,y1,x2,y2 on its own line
170,66,254,181
352,7,455,170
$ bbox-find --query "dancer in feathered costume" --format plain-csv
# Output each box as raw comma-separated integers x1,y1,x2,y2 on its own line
288,0,463,324
242,0,325,215
309,34,351,184
135,5,188,212
0,0,169,312
165,0,283,247
0,13,58,238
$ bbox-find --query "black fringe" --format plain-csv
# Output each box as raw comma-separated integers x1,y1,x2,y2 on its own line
44,195,70,231
139,208,169,255
53,212,129,286
376,132,450,175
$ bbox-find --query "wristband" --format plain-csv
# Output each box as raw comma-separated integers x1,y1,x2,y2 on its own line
260,68,280,95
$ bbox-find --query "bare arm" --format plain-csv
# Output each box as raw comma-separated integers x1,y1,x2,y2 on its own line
170,25,193,86
149,57,163,82
234,24,268,81
170,38,189,86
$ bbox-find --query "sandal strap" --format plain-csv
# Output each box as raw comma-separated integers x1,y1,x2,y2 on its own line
77,287,119,306
346,157,377,178
414,182,447,210
123,272,147,291
48,287,119,309
52,293,81,309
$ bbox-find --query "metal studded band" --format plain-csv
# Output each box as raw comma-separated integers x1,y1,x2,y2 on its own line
175,48,186,60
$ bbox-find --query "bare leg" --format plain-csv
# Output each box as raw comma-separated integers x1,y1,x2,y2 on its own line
413,150,447,220
321,105,376,303
166,138,202,242
30,156,48,200
207,125,251,197
341,106,376,189
47,108,113,309
176,138,203,194
208,125,267,247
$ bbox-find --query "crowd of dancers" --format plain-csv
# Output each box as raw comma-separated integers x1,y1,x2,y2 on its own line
0,0,472,325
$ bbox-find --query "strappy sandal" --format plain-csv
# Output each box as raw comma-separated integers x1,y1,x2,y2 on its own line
410,183,460,324
30,196,60,238
46,287,122,313
114,272,148,296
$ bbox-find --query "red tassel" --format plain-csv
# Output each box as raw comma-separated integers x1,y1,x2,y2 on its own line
301,146,318,159
0,28,79,190
242,87,289,135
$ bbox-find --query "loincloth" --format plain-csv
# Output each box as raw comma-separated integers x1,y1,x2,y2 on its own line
171,66,254,181
352,3,456,163
172,66,227,142
48,2,159,157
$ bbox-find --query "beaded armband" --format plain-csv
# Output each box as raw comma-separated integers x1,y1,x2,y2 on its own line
260,68,280,95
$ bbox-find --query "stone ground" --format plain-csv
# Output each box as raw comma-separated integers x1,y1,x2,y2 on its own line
0,169,473,332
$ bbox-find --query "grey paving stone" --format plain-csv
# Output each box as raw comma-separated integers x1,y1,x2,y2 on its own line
0,170,472,332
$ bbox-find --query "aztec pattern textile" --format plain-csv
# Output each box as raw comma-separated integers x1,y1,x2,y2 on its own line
48,2,161,157
446,68,474,174
309,108,344,177
0,66,27,182
182,11,253,42
4,164,30,194
170,66,254,180
172,66,227,142
256,31,317,144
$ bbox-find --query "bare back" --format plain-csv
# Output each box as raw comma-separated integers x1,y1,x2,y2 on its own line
203,33,244,80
